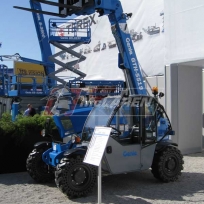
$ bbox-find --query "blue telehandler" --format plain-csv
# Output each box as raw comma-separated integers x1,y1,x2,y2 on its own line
15,0,184,198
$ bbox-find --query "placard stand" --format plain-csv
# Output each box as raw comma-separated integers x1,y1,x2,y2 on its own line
98,162,102,204
83,126,112,204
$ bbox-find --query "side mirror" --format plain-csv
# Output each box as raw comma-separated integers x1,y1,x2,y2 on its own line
159,92,164,98
82,132,87,140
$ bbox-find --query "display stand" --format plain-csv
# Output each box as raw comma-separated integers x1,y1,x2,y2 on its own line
98,162,102,204
84,126,112,204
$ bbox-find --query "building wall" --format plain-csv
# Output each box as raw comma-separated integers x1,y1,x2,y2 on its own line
164,0,204,64
165,64,203,154
147,68,204,154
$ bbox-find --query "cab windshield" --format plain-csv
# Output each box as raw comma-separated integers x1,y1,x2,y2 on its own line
82,96,121,140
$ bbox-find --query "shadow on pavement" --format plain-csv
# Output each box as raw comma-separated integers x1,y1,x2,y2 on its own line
75,170,204,204
0,172,56,187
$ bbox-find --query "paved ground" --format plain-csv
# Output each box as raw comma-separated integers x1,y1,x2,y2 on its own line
0,151,204,204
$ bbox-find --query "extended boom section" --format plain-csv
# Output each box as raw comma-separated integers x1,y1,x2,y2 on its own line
21,0,146,95
30,1,56,88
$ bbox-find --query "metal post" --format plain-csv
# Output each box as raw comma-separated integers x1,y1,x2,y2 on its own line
12,102,19,121
98,162,102,204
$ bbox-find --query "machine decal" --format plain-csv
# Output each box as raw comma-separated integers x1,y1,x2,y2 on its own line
123,151,137,157
37,13,46,39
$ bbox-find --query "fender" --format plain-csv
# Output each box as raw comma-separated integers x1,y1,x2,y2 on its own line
34,141,52,150
155,141,178,153
64,147,87,158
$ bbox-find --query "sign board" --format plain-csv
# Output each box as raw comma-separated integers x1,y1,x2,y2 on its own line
83,126,112,166
14,61,45,83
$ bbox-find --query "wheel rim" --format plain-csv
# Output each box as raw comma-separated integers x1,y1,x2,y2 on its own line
71,167,87,185
69,164,91,188
166,158,176,170
164,155,179,176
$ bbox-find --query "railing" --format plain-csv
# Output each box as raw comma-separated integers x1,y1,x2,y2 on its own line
43,80,125,116
49,18,91,44
0,64,9,96
8,75,49,96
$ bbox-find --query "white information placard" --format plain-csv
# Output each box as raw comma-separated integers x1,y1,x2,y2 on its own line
83,126,112,166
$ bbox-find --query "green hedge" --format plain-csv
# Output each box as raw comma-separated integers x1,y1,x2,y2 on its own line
0,113,60,174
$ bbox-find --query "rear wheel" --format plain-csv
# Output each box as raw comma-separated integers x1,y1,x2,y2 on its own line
55,156,97,198
26,148,54,183
151,146,184,182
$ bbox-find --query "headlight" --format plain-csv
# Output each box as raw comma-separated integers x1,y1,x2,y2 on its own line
71,135,81,143
71,136,76,143
41,129,46,137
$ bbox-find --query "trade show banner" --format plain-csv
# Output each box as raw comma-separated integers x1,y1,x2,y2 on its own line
55,0,165,80
14,61,45,83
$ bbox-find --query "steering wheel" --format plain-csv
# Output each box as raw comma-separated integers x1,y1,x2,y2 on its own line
111,126,121,135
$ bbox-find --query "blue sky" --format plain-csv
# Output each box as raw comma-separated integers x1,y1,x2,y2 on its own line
0,0,59,68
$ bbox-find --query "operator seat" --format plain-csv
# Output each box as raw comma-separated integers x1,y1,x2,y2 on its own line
130,125,140,143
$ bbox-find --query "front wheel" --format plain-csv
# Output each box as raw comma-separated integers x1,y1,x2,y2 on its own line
151,146,184,182
55,156,97,198
26,148,54,183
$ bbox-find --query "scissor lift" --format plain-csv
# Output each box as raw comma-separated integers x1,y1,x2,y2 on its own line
47,19,124,114
48,18,91,84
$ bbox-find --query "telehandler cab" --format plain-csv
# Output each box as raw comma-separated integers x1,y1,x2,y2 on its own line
54,92,183,197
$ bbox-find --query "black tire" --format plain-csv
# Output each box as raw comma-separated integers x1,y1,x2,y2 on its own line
151,146,184,182
26,148,54,183
151,151,162,180
55,156,97,198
